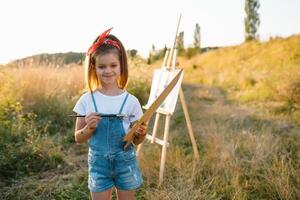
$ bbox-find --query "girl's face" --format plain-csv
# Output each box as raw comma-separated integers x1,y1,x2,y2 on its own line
94,53,121,88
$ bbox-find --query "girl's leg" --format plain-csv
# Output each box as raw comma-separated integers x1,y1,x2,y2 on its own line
91,188,113,200
116,189,135,200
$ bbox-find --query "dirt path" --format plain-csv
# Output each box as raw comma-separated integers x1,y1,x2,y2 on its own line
178,83,297,137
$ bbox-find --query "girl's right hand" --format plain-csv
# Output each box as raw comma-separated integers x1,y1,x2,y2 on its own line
85,112,101,131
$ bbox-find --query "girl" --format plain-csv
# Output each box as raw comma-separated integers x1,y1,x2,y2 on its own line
73,28,147,200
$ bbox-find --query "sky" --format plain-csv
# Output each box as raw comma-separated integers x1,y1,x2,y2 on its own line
0,0,299,64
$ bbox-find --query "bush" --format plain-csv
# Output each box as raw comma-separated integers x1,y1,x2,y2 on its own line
127,79,150,106
0,74,66,182
185,47,200,59
0,105,65,181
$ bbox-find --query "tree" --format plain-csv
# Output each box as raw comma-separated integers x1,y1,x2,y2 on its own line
157,45,167,60
244,0,260,41
176,31,185,55
193,23,201,49
147,44,156,64
128,49,138,58
151,44,156,52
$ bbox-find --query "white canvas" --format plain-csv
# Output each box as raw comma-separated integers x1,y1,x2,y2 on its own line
144,68,183,114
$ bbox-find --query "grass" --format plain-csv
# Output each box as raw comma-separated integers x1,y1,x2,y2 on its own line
1,35,300,199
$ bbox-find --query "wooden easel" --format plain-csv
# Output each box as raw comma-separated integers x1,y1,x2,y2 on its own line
137,15,200,187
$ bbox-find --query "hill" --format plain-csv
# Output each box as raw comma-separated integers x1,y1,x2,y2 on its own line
180,34,300,88
148,34,300,122
7,52,85,67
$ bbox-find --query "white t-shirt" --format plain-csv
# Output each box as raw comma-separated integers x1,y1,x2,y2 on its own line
73,90,143,134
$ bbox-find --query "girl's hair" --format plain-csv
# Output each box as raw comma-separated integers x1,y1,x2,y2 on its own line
85,34,128,92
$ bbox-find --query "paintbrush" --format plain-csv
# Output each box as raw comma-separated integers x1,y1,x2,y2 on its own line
69,114,135,118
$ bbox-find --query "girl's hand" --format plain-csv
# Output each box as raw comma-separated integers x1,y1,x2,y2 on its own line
85,112,101,131
133,122,148,145
135,122,148,136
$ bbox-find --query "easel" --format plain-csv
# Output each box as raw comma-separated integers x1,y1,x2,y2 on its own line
137,15,200,187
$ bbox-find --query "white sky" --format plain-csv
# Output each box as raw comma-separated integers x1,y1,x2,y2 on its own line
0,0,299,64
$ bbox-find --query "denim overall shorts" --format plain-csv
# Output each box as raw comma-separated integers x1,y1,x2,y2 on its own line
87,92,143,192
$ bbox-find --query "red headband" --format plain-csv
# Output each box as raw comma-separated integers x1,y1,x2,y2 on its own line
87,27,121,55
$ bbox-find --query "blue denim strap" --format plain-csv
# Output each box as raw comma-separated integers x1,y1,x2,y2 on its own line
118,93,129,114
91,92,99,113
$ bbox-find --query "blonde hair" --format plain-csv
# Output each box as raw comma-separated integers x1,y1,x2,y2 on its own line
84,35,128,92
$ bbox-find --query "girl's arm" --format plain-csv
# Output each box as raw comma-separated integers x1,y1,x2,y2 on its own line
74,112,101,143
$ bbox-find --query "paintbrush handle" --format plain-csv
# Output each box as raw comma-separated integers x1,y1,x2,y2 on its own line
69,114,86,117
69,114,135,118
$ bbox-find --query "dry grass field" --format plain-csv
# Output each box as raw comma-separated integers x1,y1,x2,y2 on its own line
0,35,299,199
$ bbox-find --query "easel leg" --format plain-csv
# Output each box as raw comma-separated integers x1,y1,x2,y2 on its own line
137,112,160,156
151,113,160,143
179,87,200,174
158,114,171,187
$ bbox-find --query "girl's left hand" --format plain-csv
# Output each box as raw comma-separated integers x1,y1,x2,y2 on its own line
133,122,148,145
135,122,148,136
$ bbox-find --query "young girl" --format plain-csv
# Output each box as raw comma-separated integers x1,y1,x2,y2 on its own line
73,28,147,200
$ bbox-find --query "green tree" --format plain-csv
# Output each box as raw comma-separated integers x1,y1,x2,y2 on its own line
176,31,185,55
193,23,201,49
244,0,260,41
147,44,156,64
128,49,138,58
